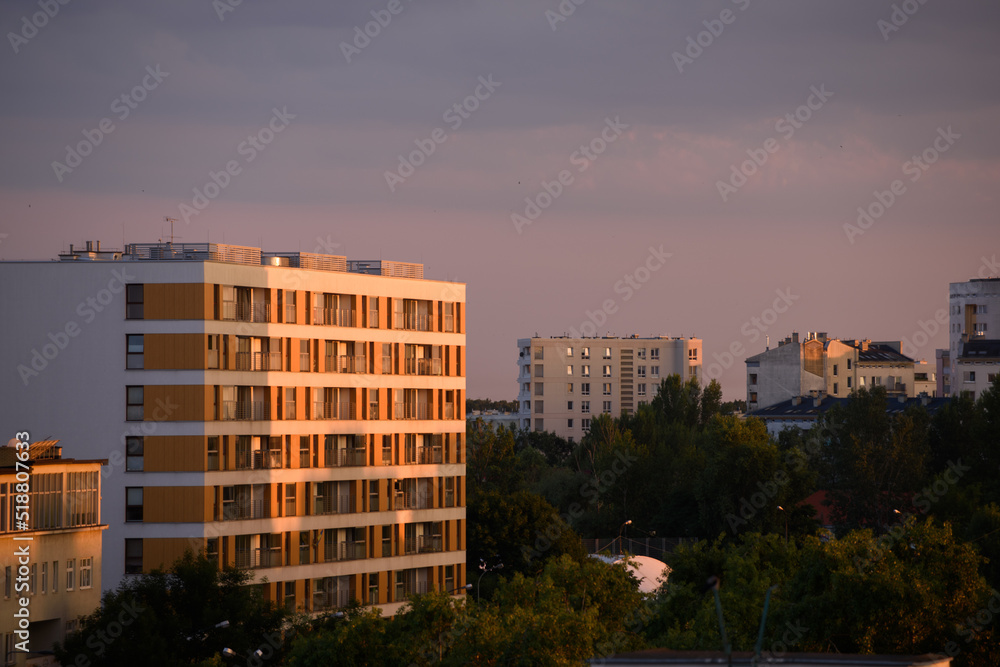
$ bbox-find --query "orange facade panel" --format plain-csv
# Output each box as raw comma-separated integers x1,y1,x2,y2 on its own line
145,435,206,472
143,384,212,422
142,537,203,572
144,283,212,320
143,486,212,523
144,333,208,370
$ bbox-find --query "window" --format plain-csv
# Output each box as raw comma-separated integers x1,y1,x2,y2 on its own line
126,436,143,471
534,418,544,432
833,382,839,394
126,487,143,521
300,436,310,468
126,386,143,421
689,348,698,360
41,562,47,594
567,383,573,394
974,323,988,333
79,558,92,589
847,359,852,370
833,364,838,376
603,383,611,395
964,371,976,382
651,348,659,359
567,419,574,428
566,365,574,376
285,484,296,516
581,347,590,359
581,401,590,413
637,348,646,359
749,392,758,402
126,284,144,319
66,559,75,590
637,365,646,378
566,347,573,357
859,376,866,387
125,539,143,574
749,373,758,385
602,365,612,377
207,437,219,471
637,383,646,396
847,377,852,388
581,365,590,377
535,383,544,396
582,418,591,430
603,401,612,413
534,401,544,413
651,366,659,377
535,365,543,377
126,334,144,369
977,305,988,314
4,566,10,598
567,401,574,410
603,347,611,359
52,562,57,592
30,564,36,595
581,383,590,396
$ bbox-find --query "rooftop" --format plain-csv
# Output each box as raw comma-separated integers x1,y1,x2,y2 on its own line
959,338,1000,359
51,240,424,278
748,393,950,420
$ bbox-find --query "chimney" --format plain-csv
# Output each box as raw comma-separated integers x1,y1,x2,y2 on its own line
792,396,801,406
814,396,821,408
792,331,799,344
85,241,93,252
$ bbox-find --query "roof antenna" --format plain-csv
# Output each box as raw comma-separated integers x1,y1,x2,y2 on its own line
164,217,179,244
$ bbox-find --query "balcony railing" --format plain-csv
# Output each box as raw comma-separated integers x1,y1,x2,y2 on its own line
394,403,430,420
284,401,296,419
369,402,380,420
299,352,310,370
222,401,270,421
417,358,442,376
324,354,335,372
418,535,443,553
314,494,355,516
324,448,367,468
418,447,443,464
235,547,280,569
222,499,267,521
313,401,356,420
339,355,367,374
381,447,393,465
396,581,430,602
368,310,379,328
235,351,282,371
394,313,432,331
313,308,356,327
444,404,455,420
312,588,353,612
381,356,393,374
285,304,297,323
339,541,366,561
444,314,454,332
395,491,431,510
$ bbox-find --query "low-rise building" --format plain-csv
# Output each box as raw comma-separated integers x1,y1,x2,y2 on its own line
953,338,1000,400
0,440,105,667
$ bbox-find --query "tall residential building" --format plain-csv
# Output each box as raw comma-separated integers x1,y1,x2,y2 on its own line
0,241,467,616
942,277,1000,395
746,332,918,411
1,440,105,663
516,336,702,441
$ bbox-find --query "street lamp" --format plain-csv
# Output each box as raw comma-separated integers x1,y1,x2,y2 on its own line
477,558,503,601
617,520,632,554
777,506,788,544
449,583,473,595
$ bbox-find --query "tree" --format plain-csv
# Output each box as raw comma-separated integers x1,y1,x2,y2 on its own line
55,552,288,667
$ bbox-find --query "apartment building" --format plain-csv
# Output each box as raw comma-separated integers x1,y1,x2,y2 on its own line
953,338,1000,400
1,441,104,666
0,241,466,616
516,336,702,441
746,332,918,411
940,277,1000,395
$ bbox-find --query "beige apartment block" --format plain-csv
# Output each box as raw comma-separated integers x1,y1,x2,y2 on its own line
517,336,702,441
942,277,1000,395
746,332,919,411
0,441,105,667
953,338,1000,401
0,241,467,617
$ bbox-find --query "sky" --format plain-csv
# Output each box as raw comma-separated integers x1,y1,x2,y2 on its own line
1,0,999,400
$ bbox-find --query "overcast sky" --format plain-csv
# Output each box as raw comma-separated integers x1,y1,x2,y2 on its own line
2,0,998,400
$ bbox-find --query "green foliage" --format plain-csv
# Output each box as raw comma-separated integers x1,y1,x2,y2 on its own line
54,552,288,667
466,397,519,413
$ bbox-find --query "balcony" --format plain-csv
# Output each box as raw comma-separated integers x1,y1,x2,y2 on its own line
394,403,430,420
313,308,356,327
324,448,367,468
285,304,297,323
339,355,367,374
312,588,353,612
222,499,267,521
396,581,430,602
368,310,380,328
394,313,432,331
381,447,393,465
395,491,431,510
234,351,282,371
444,314,454,332
314,494,355,516
418,446,443,464
417,358,442,376
444,403,455,420
313,401,356,420
369,402,380,420
381,355,393,374
235,547,281,569
222,401,270,421
418,534,443,553
339,541,366,562
234,449,281,470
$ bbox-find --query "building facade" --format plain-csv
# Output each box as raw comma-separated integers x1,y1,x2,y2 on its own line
1,441,105,666
953,338,1000,400
516,336,702,441
746,332,918,411
0,241,467,616
943,277,1000,395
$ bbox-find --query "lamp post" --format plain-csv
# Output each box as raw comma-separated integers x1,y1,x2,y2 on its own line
449,583,473,595
777,506,788,544
477,558,503,602
617,519,632,554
